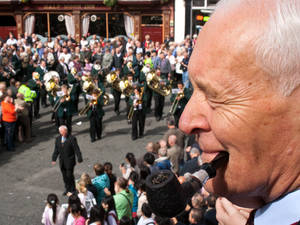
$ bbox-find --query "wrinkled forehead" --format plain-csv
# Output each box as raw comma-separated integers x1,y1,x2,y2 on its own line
189,1,266,85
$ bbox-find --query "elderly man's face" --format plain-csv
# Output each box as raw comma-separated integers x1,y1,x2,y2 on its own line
179,6,291,207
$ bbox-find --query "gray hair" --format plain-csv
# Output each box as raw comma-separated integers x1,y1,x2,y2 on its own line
217,0,300,96
59,125,68,132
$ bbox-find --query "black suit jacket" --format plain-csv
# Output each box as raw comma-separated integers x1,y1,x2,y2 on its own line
56,63,68,81
52,135,83,169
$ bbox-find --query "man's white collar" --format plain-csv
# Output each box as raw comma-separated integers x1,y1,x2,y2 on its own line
255,189,300,225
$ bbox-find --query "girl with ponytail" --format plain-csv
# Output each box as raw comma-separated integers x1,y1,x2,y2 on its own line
42,193,66,225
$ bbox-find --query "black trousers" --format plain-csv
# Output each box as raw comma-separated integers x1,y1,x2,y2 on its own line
125,96,130,116
58,115,72,133
33,93,40,118
113,90,121,112
89,115,102,141
174,108,184,128
154,95,165,118
60,163,75,192
146,88,152,111
40,86,47,106
132,109,145,139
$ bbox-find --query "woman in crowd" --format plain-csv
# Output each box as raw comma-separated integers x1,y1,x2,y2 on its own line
102,196,118,225
120,152,136,180
66,194,87,225
1,94,17,151
128,171,139,223
41,193,66,225
113,177,134,220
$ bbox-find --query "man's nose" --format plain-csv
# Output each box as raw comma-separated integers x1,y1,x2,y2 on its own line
179,96,210,135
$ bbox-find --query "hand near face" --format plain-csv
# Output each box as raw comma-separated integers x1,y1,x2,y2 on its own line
216,197,252,225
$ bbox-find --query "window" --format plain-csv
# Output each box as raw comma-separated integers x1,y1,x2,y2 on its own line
0,16,16,26
34,14,48,36
50,14,67,37
88,14,106,37
108,13,126,38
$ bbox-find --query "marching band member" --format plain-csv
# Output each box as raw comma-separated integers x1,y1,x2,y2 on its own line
27,72,42,119
67,68,81,113
153,69,168,121
125,73,134,120
55,84,75,133
129,86,146,141
170,82,191,127
86,89,105,142
35,59,48,107
112,68,122,116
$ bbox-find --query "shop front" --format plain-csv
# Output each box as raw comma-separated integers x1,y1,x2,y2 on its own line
0,0,174,43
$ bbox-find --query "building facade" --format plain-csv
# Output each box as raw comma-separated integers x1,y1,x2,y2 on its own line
0,0,174,43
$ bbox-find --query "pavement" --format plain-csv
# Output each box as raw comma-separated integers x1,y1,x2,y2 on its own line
0,97,171,225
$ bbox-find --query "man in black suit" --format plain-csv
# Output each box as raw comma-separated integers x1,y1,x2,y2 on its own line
51,125,83,195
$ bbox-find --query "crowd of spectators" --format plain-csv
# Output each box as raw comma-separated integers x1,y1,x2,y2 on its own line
0,30,196,151
41,117,218,225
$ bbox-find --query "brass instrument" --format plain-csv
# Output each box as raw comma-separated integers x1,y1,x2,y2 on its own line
119,78,134,97
79,89,109,116
53,88,72,112
169,90,185,115
106,71,122,92
82,77,95,94
44,71,61,96
128,87,144,121
146,71,171,96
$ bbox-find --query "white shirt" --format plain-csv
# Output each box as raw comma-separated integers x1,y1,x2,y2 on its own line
255,189,300,225
137,216,155,225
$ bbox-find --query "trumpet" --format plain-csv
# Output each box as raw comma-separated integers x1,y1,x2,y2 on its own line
169,90,184,115
146,71,171,96
79,89,109,116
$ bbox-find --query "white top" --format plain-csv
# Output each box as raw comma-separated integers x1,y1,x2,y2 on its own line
41,205,66,225
137,216,155,225
66,213,75,225
255,189,300,225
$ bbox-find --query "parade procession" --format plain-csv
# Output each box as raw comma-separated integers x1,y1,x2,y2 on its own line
1,0,300,225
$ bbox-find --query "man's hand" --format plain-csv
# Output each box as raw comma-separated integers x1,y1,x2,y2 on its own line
51,161,56,165
216,197,252,225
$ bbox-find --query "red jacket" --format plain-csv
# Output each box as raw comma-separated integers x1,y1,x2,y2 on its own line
1,101,17,122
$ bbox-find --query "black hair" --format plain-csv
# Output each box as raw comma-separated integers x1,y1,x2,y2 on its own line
128,171,139,189
155,216,172,225
89,205,105,225
167,118,175,126
137,180,147,193
145,51,151,57
70,203,82,215
139,165,151,181
104,162,113,171
206,194,216,208
119,216,132,225
47,193,58,223
102,196,116,212
68,194,87,218
141,203,152,218
125,152,136,168
143,152,155,165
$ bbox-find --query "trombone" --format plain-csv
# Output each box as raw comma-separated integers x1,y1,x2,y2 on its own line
169,90,185,115
128,87,144,121
79,89,109,116
53,87,72,112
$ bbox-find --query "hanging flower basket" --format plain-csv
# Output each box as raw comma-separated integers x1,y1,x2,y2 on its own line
103,0,117,7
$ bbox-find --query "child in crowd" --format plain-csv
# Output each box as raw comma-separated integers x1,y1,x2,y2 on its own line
102,196,118,225
104,162,117,195
41,193,66,225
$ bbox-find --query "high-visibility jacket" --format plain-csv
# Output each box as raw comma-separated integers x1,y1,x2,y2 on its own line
18,84,36,102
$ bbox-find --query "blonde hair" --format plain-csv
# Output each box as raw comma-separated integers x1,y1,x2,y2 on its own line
76,180,87,194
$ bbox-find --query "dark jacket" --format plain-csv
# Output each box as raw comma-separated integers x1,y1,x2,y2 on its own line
52,135,83,169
